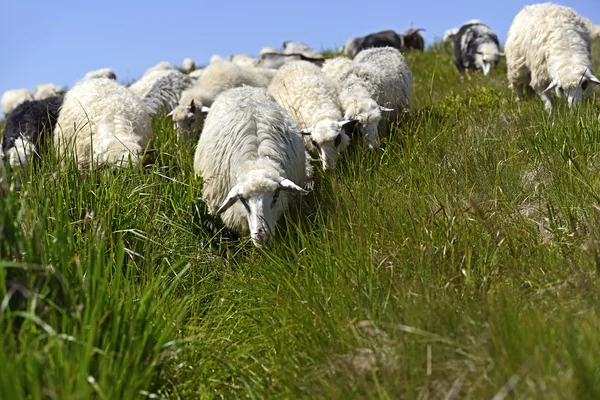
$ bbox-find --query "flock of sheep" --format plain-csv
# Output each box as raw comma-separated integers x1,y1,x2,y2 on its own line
0,2,599,247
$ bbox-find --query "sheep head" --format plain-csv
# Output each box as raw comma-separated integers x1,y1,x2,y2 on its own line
344,99,393,151
300,119,355,170
168,98,209,138
216,171,307,247
475,43,501,76
544,68,600,107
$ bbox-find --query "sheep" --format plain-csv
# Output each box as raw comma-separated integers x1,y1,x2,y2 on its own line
168,92,210,141
281,41,323,59
268,61,357,171
228,54,257,67
401,27,426,51
182,58,196,72
129,69,191,115
209,54,224,64
321,57,353,87
337,47,412,150
453,22,502,76
505,3,599,110
143,61,177,76
343,30,404,57
33,83,64,101
179,61,277,107
256,52,325,69
582,16,600,40
54,78,153,169
194,86,307,247
1,89,34,118
2,95,63,169
259,47,278,56
83,68,117,80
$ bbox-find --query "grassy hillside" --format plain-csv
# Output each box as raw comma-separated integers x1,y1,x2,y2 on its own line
1,41,600,399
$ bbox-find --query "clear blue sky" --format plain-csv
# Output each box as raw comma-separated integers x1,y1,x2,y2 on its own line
0,0,597,96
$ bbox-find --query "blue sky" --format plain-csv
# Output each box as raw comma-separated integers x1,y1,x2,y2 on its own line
0,0,597,96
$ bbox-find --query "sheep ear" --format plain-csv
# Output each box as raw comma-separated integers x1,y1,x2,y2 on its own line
216,185,242,215
543,79,559,93
279,179,308,194
189,100,196,113
379,107,394,112
300,127,314,136
585,70,600,85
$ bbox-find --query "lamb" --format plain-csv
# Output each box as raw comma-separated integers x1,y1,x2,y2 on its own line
129,69,191,115
33,83,64,100
83,68,117,80
194,86,307,247
181,58,196,72
453,22,503,76
505,3,599,110
179,61,277,107
1,89,33,118
54,78,153,169
281,41,323,59
268,61,357,171
337,47,412,150
2,95,63,169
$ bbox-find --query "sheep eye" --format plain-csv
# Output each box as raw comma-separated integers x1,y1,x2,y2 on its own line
240,198,251,213
271,190,280,208
334,134,342,147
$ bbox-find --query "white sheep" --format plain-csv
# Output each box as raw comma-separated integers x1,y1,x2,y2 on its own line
194,86,307,247
321,57,353,88
179,61,276,107
228,54,257,67
1,89,33,118
268,61,355,171
259,47,278,56
54,78,153,169
83,68,117,80
142,61,177,76
337,47,412,149
281,41,323,59
181,58,196,72
505,3,599,110
33,83,64,100
129,69,191,115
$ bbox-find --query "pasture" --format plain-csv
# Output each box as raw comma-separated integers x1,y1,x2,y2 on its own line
1,40,600,399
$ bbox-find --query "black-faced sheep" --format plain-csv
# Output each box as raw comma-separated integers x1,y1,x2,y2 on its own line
453,22,503,76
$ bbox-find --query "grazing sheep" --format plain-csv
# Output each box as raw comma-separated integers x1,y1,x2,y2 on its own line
2,95,63,169
268,61,356,171
453,22,502,76
1,89,34,118
337,47,412,150
582,16,600,40
256,52,325,69
168,92,210,141
321,57,354,87
54,78,153,168
259,47,278,56
194,86,307,247
343,30,404,57
180,61,277,107
228,54,257,67
33,83,64,101
281,41,323,59
83,68,117,80
129,69,191,115
182,58,196,72
505,3,599,110
401,27,426,51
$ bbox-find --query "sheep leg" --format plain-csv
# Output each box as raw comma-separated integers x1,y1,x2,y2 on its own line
538,90,553,111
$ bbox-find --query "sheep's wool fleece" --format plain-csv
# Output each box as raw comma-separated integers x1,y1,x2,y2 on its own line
321,57,353,88
194,86,306,235
1,89,33,117
54,78,153,168
353,47,413,113
505,3,592,92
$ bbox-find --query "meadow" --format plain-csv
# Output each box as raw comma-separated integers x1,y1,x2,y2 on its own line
1,40,600,399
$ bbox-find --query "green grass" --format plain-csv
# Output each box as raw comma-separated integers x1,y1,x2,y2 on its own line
2,40,600,399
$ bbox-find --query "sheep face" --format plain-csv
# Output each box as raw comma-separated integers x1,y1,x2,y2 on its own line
344,99,393,150
301,119,352,170
216,171,307,247
545,67,600,108
169,99,209,139
475,43,501,76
